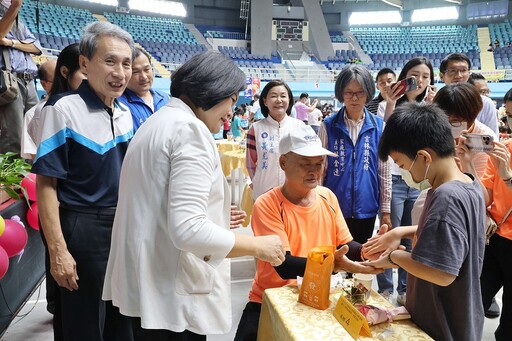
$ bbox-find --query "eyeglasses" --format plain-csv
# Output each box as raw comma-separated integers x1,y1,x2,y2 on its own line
449,120,465,127
343,90,366,99
445,69,470,76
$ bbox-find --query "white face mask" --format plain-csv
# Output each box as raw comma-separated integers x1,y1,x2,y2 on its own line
450,122,467,139
400,155,432,191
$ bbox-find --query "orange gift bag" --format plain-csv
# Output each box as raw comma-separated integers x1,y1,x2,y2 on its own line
298,245,335,310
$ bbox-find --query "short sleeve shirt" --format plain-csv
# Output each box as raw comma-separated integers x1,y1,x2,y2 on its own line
31,81,133,207
481,139,512,240
249,186,352,303
294,102,309,121
407,178,485,341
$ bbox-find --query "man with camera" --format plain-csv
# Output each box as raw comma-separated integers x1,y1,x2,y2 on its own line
0,0,42,155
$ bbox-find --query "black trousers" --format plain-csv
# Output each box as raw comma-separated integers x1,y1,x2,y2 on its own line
345,216,377,244
234,302,261,341
480,233,512,341
53,207,133,341
131,317,206,341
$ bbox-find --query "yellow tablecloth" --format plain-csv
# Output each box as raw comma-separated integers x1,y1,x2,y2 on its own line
216,140,240,153
240,184,254,227
221,150,248,177
258,286,433,341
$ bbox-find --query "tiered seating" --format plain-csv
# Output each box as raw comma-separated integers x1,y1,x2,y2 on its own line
494,47,512,69
105,13,200,73
196,25,245,40
104,13,197,45
329,31,347,43
218,46,278,81
143,41,206,64
19,1,95,52
352,25,478,55
489,20,512,47
351,25,480,70
489,20,512,69
369,50,480,70
325,50,359,71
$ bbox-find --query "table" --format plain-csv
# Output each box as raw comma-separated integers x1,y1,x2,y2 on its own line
220,149,248,207
215,139,240,153
220,150,248,177
240,184,253,227
258,286,433,341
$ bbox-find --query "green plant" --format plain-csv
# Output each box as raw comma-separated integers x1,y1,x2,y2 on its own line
0,152,32,201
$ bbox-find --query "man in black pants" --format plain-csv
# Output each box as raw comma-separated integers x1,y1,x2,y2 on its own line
33,21,135,341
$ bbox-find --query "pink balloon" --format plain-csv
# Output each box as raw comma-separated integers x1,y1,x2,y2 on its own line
0,246,8,279
20,173,37,201
0,219,28,258
26,202,39,230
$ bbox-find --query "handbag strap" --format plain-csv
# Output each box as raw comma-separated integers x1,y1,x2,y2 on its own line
498,207,512,226
2,47,11,72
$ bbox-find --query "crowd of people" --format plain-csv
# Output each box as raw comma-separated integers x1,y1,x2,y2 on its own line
0,1,511,340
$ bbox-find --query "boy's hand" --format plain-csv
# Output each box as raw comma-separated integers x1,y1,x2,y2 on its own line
334,245,383,274
362,252,400,269
362,226,404,259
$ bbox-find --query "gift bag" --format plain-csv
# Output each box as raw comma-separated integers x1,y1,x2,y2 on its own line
298,245,335,310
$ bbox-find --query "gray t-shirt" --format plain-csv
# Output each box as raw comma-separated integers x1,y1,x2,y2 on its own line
407,177,486,341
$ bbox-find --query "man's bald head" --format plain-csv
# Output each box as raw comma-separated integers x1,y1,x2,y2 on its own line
37,59,57,94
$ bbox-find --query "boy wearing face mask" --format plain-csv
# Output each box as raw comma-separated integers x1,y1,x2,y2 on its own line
362,102,486,341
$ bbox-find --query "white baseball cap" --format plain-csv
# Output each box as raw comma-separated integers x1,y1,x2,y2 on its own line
279,126,337,157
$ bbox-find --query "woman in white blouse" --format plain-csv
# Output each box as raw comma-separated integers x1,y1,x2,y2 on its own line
103,51,284,341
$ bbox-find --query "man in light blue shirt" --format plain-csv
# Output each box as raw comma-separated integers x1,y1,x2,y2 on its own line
0,0,42,154
118,47,169,132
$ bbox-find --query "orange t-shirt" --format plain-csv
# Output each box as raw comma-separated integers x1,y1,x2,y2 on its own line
481,139,512,240
248,186,353,303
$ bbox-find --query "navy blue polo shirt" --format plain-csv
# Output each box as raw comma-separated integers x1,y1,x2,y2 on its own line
32,81,134,207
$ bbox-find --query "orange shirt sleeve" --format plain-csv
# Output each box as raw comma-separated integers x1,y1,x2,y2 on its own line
480,155,496,191
251,189,291,252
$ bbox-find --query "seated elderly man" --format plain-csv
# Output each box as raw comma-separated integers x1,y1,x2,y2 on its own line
235,125,381,341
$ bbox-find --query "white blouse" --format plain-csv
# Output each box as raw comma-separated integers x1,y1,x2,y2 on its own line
103,97,236,334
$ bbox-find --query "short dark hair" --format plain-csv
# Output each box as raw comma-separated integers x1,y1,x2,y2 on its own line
299,92,309,99
433,83,482,124
378,102,455,161
504,88,512,102
259,79,294,117
376,68,395,82
50,43,81,96
335,64,375,105
234,107,244,116
170,51,245,111
468,73,486,85
133,47,152,64
396,57,434,106
439,53,471,74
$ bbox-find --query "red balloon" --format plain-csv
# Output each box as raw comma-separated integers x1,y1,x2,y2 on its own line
0,246,8,280
26,202,39,230
20,173,37,202
0,219,28,258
